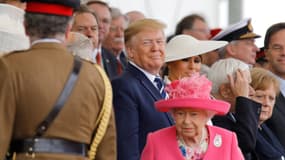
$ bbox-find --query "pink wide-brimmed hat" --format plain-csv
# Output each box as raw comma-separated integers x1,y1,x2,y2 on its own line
155,74,230,115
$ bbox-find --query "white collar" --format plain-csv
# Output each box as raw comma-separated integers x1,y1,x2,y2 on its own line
275,75,285,96
163,75,172,85
129,61,159,83
31,38,62,46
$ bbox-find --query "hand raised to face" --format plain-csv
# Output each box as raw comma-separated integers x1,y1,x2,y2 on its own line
227,69,254,98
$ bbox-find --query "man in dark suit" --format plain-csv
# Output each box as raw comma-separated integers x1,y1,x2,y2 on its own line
0,0,116,159
83,0,118,79
112,19,173,160
264,22,285,149
103,7,129,74
72,2,118,79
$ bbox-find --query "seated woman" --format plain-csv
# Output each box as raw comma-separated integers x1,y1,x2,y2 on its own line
141,74,244,160
250,67,285,160
207,58,261,159
162,34,227,84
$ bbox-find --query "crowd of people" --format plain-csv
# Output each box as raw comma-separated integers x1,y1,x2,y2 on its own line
1,0,285,160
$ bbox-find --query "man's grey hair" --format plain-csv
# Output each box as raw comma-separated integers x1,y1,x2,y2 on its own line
25,13,71,41
217,40,239,59
110,7,129,26
208,58,249,94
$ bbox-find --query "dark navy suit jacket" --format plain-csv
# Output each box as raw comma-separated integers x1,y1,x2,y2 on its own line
213,96,261,160
119,51,128,70
111,63,173,160
102,47,118,80
266,93,285,149
256,123,285,160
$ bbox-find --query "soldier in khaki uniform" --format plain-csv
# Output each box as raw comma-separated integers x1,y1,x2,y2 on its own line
0,0,116,160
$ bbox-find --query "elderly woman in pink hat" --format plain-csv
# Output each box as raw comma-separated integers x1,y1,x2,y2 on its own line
162,35,227,84
141,74,244,160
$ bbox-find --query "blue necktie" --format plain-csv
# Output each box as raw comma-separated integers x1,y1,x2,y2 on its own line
154,77,167,99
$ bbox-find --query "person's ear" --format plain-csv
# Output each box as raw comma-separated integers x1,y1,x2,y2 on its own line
219,83,233,99
167,62,175,70
126,45,134,59
65,24,72,41
226,43,236,56
264,48,271,61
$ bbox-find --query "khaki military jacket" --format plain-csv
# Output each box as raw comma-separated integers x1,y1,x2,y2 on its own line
0,42,116,160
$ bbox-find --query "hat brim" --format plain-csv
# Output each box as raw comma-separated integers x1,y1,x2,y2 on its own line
165,36,227,62
0,32,29,54
155,98,230,115
239,32,261,40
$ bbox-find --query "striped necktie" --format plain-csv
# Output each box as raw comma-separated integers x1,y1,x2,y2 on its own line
154,77,167,99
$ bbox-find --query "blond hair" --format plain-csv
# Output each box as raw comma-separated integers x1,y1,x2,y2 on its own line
250,67,280,94
124,18,166,45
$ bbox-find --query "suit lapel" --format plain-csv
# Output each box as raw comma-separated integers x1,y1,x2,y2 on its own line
119,52,128,69
101,48,112,74
275,93,285,115
127,63,174,125
127,63,162,101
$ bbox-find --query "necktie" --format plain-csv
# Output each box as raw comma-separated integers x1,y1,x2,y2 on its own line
154,77,167,99
117,59,122,74
96,52,101,66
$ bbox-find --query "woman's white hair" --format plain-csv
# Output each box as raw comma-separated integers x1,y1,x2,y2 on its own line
208,58,249,94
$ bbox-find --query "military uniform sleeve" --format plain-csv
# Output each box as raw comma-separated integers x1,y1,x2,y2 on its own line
0,58,16,159
95,109,117,160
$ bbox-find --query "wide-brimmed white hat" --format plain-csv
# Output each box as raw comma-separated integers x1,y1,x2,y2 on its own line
0,4,30,55
165,35,228,62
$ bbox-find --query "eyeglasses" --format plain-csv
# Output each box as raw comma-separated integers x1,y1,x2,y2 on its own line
110,26,125,32
268,44,285,53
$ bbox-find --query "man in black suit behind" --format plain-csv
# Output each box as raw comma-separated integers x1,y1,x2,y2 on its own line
264,22,285,149
81,0,118,79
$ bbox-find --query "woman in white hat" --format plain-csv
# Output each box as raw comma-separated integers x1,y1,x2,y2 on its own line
163,34,227,84
141,74,244,160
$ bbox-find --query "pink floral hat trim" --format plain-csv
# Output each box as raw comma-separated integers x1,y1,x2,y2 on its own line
155,73,230,115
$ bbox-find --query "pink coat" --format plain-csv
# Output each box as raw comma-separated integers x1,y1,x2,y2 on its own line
141,126,244,160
